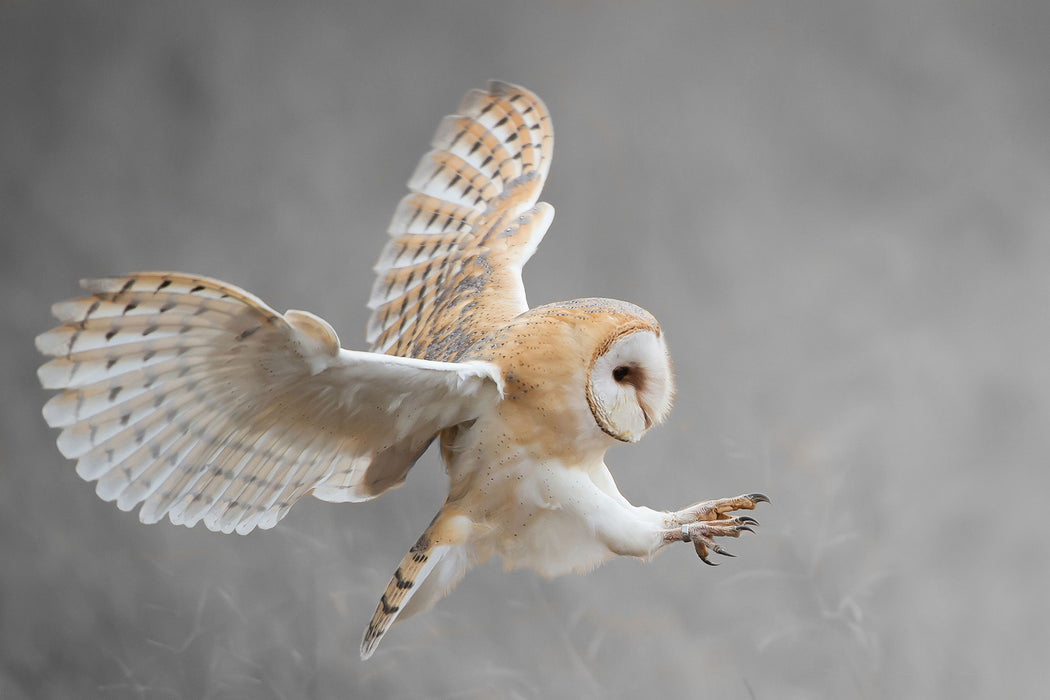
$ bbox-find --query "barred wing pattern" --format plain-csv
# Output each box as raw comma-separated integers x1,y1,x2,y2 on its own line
368,80,555,361
37,273,501,534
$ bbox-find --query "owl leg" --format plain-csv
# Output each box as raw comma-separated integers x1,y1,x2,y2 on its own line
549,468,767,566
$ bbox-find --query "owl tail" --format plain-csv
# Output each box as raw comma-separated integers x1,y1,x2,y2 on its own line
360,511,473,659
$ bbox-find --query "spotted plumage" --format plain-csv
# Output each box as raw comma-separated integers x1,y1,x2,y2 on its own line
37,81,768,660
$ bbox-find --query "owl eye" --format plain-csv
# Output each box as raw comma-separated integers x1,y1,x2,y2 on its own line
612,365,630,383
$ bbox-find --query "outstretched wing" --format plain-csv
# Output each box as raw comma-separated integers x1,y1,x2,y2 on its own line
368,80,555,361
37,272,501,534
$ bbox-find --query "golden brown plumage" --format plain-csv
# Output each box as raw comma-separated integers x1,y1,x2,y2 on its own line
368,81,554,361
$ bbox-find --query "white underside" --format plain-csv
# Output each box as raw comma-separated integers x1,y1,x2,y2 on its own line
445,427,669,580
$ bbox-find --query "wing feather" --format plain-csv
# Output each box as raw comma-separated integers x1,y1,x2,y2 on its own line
368,81,555,361
38,272,502,534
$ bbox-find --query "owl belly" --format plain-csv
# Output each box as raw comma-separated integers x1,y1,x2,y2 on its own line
449,443,616,579
495,501,614,578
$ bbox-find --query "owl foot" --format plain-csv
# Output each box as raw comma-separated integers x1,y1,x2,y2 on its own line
678,493,769,524
671,493,769,565
682,518,760,565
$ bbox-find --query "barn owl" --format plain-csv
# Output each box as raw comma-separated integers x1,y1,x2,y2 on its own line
37,81,768,659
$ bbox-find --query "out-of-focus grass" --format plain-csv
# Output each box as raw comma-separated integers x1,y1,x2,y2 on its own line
3,1,1049,698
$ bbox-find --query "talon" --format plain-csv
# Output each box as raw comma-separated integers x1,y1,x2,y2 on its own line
692,538,718,565
735,526,755,534
713,545,735,557
737,516,759,526
746,493,770,504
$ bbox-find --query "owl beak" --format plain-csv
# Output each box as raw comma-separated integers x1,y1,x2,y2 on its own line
641,406,653,430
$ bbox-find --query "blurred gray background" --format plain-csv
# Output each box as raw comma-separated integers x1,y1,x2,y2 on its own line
2,1,1048,697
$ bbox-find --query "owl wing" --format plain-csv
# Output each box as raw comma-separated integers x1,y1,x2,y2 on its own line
368,80,555,361
37,272,502,534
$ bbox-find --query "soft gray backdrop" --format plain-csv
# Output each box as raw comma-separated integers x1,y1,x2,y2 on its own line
3,1,1047,698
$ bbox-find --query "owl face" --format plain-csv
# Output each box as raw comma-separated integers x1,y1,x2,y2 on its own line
587,327,674,443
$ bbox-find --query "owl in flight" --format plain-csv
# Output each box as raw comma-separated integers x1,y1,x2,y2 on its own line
37,81,768,659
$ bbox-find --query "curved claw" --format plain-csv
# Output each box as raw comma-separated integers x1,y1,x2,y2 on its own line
746,493,771,504
737,516,760,526
693,538,719,565
713,544,735,558
735,526,756,535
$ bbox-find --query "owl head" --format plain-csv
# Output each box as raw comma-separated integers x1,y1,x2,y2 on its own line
483,298,675,449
